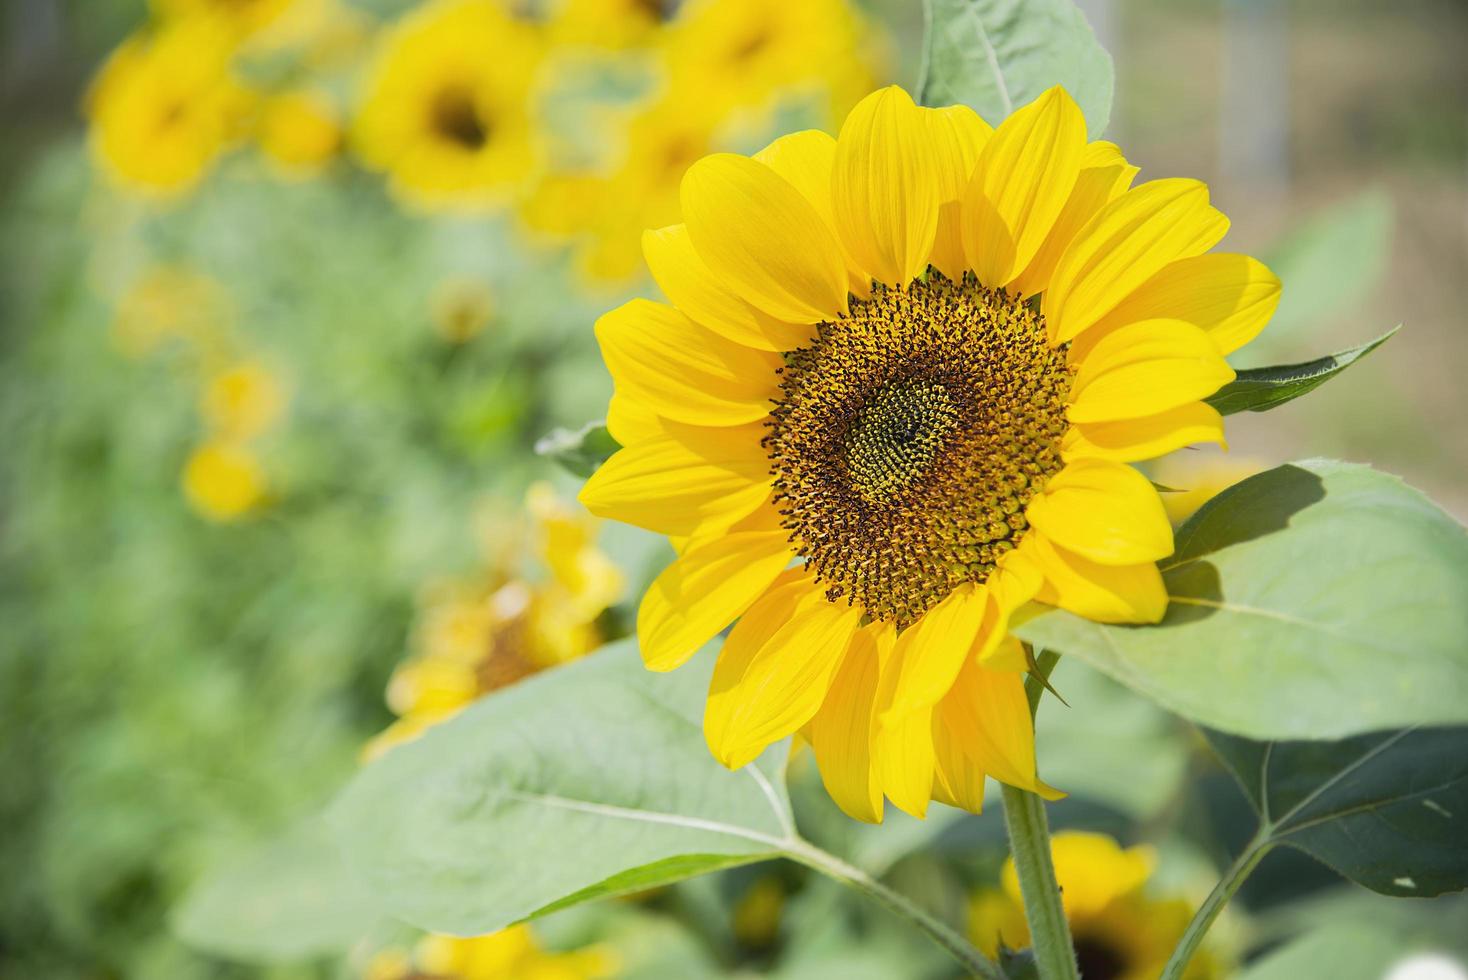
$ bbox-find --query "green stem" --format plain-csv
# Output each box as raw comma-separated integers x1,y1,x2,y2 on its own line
1000,782,1079,980
783,838,1005,980
1160,834,1273,980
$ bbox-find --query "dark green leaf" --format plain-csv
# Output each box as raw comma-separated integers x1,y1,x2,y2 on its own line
534,421,619,478
326,640,795,936
1206,726,1468,898
918,0,1113,138
1205,327,1397,416
1016,459,1468,739
172,818,384,962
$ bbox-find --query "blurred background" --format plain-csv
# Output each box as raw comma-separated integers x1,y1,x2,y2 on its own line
1,0,1464,977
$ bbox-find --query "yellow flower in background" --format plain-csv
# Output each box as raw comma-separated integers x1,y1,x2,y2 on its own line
660,0,880,120
150,0,296,39
969,832,1225,980
354,0,545,212
1153,451,1269,525
544,0,673,49
200,360,287,441
580,85,1281,822
429,276,496,343
87,17,253,198
111,264,234,357
364,484,623,759
367,925,617,980
182,441,267,521
256,89,342,177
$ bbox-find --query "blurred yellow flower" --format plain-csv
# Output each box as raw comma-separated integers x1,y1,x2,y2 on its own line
354,0,545,211
87,17,254,198
151,0,296,39
543,0,672,49
969,832,1225,980
256,89,342,177
364,484,622,759
429,276,496,343
182,441,267,522
730,874,786,949
368,925,616,980
200,360,287,441
1153,452,1269,525
111,264,233,357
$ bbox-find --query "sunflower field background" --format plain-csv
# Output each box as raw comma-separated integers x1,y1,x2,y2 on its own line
2,1,1466,978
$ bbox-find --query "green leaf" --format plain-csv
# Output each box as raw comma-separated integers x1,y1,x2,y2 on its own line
1251,189,1394,357
1016,459,1468,740
1205,327,1398,416
918,0,1114,138
1234,921,1415,980
172,818,384,962
326,640,796,936
1206,726,1468,898
534,421,619,478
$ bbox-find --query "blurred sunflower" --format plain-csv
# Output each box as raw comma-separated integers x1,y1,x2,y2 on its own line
256,89,342,177
364,484,623,758
182,440,268,521
200,360,287,441
354,0,545,211
87,17,254,198
543,0,674,49
367,925,616,980
109,264,234,357
580,85,1280,822
969,832,1226,980
150,0,296,38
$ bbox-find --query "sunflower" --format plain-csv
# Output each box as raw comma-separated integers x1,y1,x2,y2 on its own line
256,89,342,177
969,832,1226,980
579,86,1279,822
182,441,267,522
354,0,544,212
367,924,616,980
87,17,253,198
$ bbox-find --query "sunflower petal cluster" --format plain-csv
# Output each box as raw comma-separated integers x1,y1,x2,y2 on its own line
581,85,1280,822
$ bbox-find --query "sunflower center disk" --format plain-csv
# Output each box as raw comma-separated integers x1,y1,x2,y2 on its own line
766,275,1075,627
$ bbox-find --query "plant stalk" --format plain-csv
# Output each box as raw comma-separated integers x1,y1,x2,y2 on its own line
783,838,1005,980
1160,834,1273,980
1000,782,1079,980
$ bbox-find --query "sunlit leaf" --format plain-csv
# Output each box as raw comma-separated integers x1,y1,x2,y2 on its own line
172,818,383,962
1017,459,1468,739
326,640,796,936
918,0,1113,138
1206,327,1397,416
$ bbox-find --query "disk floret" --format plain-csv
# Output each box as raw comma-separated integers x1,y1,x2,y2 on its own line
766,274,1074,626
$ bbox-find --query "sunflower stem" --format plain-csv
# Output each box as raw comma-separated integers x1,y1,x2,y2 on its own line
1000,782,1078,980
782,838,1004,979
1160,833,1273,980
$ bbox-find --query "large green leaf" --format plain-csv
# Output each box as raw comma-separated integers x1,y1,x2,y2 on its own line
172,818,384,962
1206,726,1468,898
1205,327,1397,416
326,640,797,936
1234,921,1415,980
918,0,1113,138
1016,459,1468,739
1249,189,1394,358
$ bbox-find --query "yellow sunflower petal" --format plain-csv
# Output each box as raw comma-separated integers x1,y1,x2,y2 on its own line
643,225,816,352
879,583,987,722
705,585,864,769
1026,459,1173,565
832,85,941,288
924,104,992,281
984,632,1030,673
873,628,936,818
638,525,795,672
1089,252,1282,356
1009,140,1138,298
754,130,870,299
1068,318,1235,424
932,708,988,813
1044,178,1229,344
810,622,890,824
940,655,1061,798
596,299,780,426
1029,534,1168,624
682,153,849,323
972,547,1045,664
578,423,769,536
962,86,1087,288
606,390,661,446
1062,402,1226,463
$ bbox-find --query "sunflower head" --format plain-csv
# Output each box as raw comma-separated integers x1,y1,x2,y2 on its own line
581,84,1280,822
